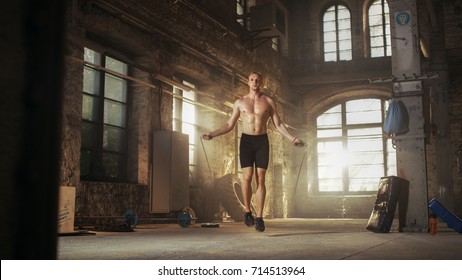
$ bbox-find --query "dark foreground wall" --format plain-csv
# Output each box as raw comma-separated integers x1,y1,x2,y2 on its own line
0,0,66,259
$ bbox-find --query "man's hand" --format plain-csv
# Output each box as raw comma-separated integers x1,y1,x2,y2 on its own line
293,139,304,147
202,133,213,140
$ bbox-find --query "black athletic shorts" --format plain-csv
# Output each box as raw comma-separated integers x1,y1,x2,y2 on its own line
239,133,269,169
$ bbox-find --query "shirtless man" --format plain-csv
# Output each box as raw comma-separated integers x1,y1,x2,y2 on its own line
202,71,304,232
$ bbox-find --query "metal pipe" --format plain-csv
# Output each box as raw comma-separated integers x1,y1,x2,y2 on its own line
68,56,230,116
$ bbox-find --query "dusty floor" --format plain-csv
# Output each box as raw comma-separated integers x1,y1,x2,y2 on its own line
57,218,462,260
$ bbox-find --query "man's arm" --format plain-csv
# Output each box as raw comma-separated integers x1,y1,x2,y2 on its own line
203,99,240,140
269,98,304,147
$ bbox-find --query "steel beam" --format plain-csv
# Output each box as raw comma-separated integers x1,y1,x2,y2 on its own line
388,0,429,232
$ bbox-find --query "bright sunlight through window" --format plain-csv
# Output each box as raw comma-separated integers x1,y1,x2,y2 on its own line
316,99,396,193
173,80,197,170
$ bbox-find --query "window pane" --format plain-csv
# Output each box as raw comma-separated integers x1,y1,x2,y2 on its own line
105,56,127,74
337,6,350,19
80,150,93,177
338,30,351,40
369,14,383,26
318,141,344,164
338,18,350,29
236,4,244,16
348,127,383,137
317,113,341,128
349,177,380,191
370,25,383,36
348,150,383,165
102,152,122,178
346,99,382,124
338,40,351,51
348,136,382,152
371,36,384,47
182,122,195,145
105,74,127,102
323,20,336,32
371,47,384,57
324,41,337,52
83,67,100,95
84,48,101,65
103,125,124,152
81,122,98,149
319,178,343,192
324,8,335,21
82,94,99,121
386,45,392,56
347,132,385,190
324,52,337,62
317,105,341,127
387,139,397,175
182,93,196,124
317,129,342,138
324,31,337,42
188,143,196,166
104,100,126,127
339,50,352,61
383,1,389,13
369,1,381,13
318,141,344,192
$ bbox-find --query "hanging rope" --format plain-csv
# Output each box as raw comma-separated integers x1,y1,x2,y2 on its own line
292,150,307,201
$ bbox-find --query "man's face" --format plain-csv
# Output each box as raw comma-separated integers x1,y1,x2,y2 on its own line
248,73,261,91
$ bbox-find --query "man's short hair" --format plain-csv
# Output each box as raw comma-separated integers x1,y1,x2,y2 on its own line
249,71,262,80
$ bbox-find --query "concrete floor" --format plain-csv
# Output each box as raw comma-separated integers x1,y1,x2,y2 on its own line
57,218,462,260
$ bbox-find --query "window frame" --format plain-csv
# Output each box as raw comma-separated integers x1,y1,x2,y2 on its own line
322,4,353,62
368,0,392,58
172,78,199,173
80,47,130,182
315,98,396,195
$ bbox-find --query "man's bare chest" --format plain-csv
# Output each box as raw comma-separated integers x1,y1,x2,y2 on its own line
240,99,270,116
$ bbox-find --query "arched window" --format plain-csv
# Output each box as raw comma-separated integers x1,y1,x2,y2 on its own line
316,99,396,193
323,4,352,62
368,0,391,57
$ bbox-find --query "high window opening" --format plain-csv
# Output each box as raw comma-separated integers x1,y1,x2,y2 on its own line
323,4,352,62
368,0,391,57
173,80,198,173
236,0,248,28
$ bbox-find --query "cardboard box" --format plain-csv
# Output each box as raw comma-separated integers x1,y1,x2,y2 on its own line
58,186,76,233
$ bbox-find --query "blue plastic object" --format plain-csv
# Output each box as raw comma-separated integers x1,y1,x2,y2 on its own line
177,211,192,228
383,98,409,135
124,209,138,228
428,198,462,233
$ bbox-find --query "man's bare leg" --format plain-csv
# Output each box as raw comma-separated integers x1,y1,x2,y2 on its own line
255,168,267,218
241,166,255,226
241,167,254,212
254,168,267,232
